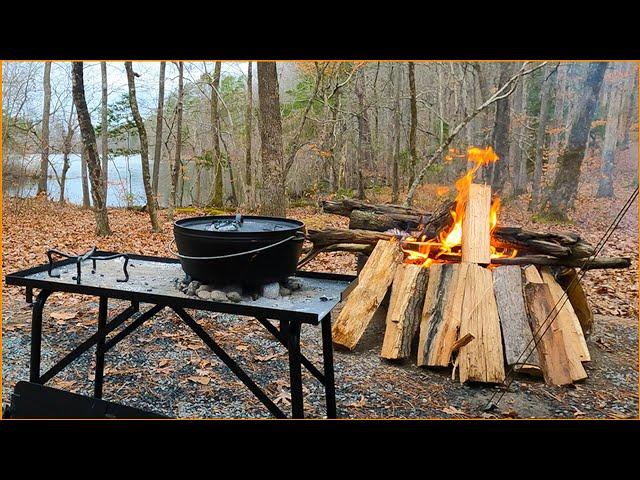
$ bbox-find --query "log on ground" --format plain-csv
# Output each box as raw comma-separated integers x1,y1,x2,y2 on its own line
417,263,469,367
381,264,429,359
332,239,402,349
524,283,585,385
457,263,505,384
493,265,540,374
540,268,590,362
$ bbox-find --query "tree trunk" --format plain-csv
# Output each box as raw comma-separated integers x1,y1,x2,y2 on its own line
407,61,419,186
169,61,184,220
210,62,223,207
125,62,160,232
530,64,557,210
59,104,75,203
540,62,607,219
245,61,253,203
489,63,512,193
597,72,623,198
391,65,401,203
513,73,529,195
257,61,286,216
37,61,52,195
72,62,110,236
354,68,370,200
100,62,109,200
81,146,91,208
152,61,166,200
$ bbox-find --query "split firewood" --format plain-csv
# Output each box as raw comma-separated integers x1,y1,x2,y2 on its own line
417,263,469,367
493,266,540,374
332,240,402,350
540,268,590,362
461,183,492,265
522,264,543,284
450,333,474,353
555,267,594,336
457,264,505,384
381,264,429,359
524,282,586,385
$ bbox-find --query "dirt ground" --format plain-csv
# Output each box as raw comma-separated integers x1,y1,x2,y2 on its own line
2,145,638,418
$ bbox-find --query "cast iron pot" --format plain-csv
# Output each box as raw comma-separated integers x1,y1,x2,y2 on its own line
173,215,305,286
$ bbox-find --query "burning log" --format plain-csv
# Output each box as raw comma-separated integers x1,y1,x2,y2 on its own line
332,240,403,350
438,253,631,270
493,266,540,374
417,263,468,367
457,264,505,384
381,264,429,359
461,183,492,264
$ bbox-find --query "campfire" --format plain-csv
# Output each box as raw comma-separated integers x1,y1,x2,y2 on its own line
312,147,632,386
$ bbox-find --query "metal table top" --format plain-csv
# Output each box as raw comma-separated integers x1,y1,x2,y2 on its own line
5,252,356,324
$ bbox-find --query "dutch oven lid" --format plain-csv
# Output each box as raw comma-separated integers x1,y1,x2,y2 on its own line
175,215,304,234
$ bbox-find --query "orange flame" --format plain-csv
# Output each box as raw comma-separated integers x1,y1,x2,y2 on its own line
401,146,517,268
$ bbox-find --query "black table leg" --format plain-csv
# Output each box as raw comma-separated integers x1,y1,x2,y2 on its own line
287,321,304,418
94,296,108,398
321,313,337,418
30,289,52,383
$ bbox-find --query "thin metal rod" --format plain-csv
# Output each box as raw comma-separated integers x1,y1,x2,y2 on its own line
105,304,163,352
94,297,108,398
39,304,138,384
30,289,52,383
321,313,337,418
171,306,286,419
255,317,325,384
287,321,304,419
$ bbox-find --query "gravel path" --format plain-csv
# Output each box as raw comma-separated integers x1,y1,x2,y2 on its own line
2,293,637,419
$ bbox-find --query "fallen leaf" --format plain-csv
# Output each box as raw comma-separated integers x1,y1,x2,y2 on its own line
187,376,211,385
254,352,282,362
50,311,77,321
441,406,468,417
345,394,366,408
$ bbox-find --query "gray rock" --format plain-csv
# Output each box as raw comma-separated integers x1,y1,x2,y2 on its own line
279,286,291,296
199,284,213,293
285,277,302,291
186,285,197,296
226,291,242,303
210,290,228,302
188,280,201,290
262,282,280,299
196,290,212,300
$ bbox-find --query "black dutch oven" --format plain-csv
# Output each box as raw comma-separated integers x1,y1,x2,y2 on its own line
173,214,305,286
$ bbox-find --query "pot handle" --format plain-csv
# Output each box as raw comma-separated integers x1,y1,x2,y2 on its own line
171,232,303,261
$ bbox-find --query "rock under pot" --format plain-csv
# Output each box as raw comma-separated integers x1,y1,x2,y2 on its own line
173,214,305,287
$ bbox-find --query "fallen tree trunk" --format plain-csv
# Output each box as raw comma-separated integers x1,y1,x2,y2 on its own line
322,198,429,217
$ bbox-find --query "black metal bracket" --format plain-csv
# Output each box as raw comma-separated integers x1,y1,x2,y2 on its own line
46,247,129,285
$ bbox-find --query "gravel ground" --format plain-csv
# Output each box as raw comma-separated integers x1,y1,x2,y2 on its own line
2,294,637,419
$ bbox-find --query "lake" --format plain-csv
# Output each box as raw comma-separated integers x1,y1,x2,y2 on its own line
3,153,217,208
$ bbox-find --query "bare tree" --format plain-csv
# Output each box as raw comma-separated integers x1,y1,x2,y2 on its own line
72,62,110,235
391,65,401,203
58,103,76,203
257,61,286,216
407,61,419,186
245,61,253,204
597,68,624,198
125,62,161,232
152,61,166,199
489,62,513,193
540,62,608,219
37,62,52,195
100,62,109,199
209,62,223,207
169,61,184,220
529,64,558,210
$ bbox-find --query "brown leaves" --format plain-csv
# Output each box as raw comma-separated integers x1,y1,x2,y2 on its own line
187,376,211,385
50,311,78,321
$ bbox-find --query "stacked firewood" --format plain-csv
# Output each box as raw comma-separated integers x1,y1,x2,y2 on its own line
312,192,630,386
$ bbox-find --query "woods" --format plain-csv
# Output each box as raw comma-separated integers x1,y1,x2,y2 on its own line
2,61,637,235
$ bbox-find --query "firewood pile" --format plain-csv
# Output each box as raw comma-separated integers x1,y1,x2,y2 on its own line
308,189,630,386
